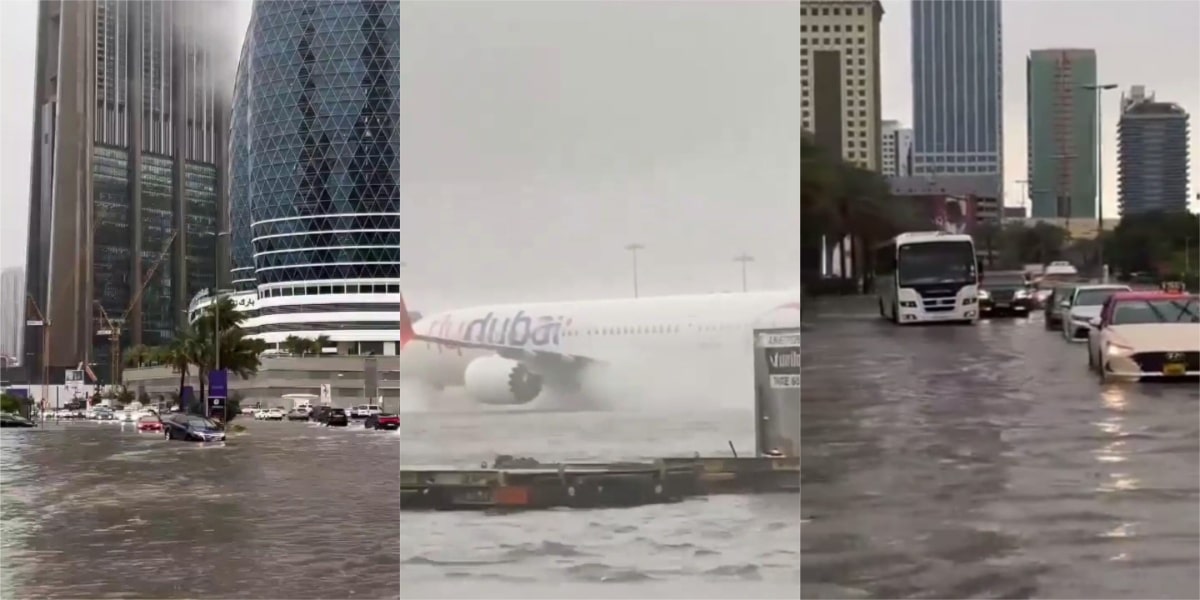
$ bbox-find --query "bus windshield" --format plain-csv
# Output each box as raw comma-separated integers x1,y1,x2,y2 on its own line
897,241,977,287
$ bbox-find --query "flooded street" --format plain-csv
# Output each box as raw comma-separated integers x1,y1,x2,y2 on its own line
2,410,800,599
801,310,1200,599
1,420,401,599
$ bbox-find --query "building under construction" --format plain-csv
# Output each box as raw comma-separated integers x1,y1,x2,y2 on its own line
23,0,233,386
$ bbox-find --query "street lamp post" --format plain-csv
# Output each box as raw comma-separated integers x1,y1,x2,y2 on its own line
624,243,644,298
1014,179,1030,214
1082,83,1118,281
733,253,754,292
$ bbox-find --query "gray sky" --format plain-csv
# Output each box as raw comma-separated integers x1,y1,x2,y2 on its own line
0,0,803,313
880,0,1200,217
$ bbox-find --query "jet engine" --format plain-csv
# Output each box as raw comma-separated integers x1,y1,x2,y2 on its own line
463,356,543,405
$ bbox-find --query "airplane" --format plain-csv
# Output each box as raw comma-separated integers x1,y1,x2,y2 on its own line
399,289,801,409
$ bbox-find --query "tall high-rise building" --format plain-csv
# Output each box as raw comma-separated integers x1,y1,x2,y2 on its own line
800,0,884,172
1,267,23,364
23,1,230,384
1026,49,1097,220
1118,86,1192,216
910,0,1003,217
221,0,402,356
881,120,913,177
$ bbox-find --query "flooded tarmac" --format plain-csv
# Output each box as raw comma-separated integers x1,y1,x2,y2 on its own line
399,409,800,598
801,311,1200,599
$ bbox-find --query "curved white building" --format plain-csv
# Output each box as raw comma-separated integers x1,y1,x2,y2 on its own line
188,288,414,357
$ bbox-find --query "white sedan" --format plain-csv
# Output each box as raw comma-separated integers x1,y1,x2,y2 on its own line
1060,284,1131,342
1088,292,1200,381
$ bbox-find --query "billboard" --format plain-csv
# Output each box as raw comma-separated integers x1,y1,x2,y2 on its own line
753,328,800,457
896,195,979,235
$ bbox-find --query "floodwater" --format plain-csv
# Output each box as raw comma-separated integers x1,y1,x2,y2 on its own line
801,309,1200,599
398,409,800,598
1,420,401,599
2,410,800,599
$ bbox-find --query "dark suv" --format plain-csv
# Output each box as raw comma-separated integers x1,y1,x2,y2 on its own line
322,407,349,427
978,271,1034,317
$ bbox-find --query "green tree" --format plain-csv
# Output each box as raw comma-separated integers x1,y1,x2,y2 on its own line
190,295,266,403
1107,211,1200,278
124,344,154,368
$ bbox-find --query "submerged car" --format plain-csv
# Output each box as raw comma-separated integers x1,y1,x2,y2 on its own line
286,408,309,421
1060,284,1131,341
323,407,349,427
0,413,36,428
136,415,163,433
1087,292,1200,381
978,271,1033,317
162,414,227,442
364,413,399,430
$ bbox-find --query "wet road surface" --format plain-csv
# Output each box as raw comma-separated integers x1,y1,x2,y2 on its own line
1,420,401,599
3,410,801,599
801,310,1199,599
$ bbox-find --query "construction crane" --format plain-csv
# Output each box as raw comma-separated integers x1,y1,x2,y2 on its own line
95,231,178,388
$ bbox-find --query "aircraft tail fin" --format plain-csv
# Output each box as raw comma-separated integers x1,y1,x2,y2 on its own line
400,293,416,348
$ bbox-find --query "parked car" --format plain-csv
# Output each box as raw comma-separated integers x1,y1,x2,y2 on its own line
323,407,349,427
286,408,309,421
263,408,285,421
350,404,383,419
136,415,163,433
1087,291,1200,381
1060,284,1131,341
161,414,226,442
364,413,399,431
0,413,36,428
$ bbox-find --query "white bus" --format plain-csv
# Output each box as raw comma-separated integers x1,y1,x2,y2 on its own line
874,232,981,324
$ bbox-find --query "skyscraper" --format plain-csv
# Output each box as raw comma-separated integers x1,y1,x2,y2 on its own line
1118,86,1192,216
881,120,913,177
0,267,23,364
800,0,884,172
224,0,402,356
23,1,230,384
1026,49,1098,220
910,0,1003,214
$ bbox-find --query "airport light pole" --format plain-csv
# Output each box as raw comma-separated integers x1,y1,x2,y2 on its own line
733,253,754,292
624,243,644,298
1082,83,1118,281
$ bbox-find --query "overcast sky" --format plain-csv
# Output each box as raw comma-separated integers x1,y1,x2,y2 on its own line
0,0,802,313
3,1,1195,310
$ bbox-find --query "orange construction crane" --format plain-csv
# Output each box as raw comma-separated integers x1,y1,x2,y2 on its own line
95,231,178,387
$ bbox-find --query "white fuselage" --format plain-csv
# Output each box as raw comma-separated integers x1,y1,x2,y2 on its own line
399,290,801,391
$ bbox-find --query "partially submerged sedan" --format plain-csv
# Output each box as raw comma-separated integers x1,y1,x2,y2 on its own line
162,414,227,442
1087,292,1200,381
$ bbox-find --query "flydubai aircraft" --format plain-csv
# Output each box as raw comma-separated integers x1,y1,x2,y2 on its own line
399,289,801,409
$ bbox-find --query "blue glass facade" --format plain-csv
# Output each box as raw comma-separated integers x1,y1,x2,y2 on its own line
230,0,400,289
911,0,1002,177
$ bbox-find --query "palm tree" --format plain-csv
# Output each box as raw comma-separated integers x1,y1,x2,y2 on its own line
311,334,331,355
124,344,153,368
190,297,266,403
155,331,199,407
282,335,309,356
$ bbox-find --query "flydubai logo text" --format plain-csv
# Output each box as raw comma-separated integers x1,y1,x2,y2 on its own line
463,311,571,347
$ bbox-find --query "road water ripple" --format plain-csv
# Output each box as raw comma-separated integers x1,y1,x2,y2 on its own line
3,410,801,599
800,313,1200,599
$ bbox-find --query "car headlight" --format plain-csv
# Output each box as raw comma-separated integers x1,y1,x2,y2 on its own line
978,290,990,299
1106,342,1134,357
1014,289,1029,299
